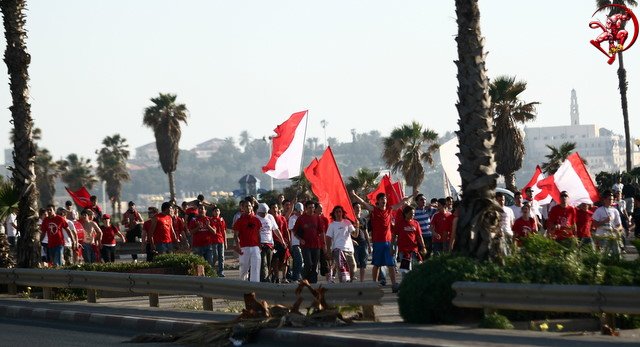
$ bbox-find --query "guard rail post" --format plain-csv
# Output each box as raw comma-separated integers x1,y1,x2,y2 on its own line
149,293,159,307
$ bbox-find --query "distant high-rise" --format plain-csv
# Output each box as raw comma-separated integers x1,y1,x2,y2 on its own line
570,89,580,125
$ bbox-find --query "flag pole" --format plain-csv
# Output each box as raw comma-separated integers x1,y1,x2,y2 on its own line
298,110,310,176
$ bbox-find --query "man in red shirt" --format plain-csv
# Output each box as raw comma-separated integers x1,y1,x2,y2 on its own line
233,200,261,282
546,191,577,245
40,204,75,266
148,202,180,254
430,198,453,254
189,205,216,267
315,202,331,282
392,205,425,278
351,190,414,293
122,201,144,262
270,202,290,283
210,206,227,277
293,201,324,283
141,207,158,261
512,204,538,246
576,202,594,249
100,214,125,263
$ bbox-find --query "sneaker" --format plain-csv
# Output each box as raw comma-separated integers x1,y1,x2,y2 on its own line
392,283,400,293
218,273,225,278
379,280,387,286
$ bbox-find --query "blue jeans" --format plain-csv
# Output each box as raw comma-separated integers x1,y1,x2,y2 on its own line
214,243,225,276
82,243,96,263
192,245,214,268
155,242,173,254
49,245,64,266
290,245,303,281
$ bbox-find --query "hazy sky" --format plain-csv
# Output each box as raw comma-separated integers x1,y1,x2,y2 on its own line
0,1,636,164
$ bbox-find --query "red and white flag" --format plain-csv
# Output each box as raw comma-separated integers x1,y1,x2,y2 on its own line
521,165,553,205
535,153,600,205
262,110,308,179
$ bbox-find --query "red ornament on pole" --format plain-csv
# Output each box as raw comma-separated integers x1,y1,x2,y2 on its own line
589,4,638,65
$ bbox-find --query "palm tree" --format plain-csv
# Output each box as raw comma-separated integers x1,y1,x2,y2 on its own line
346,168,380,197
35,148,61,207
59,154,98,191
490,75,539,192
452,0,502,260
382,121,439,194
96,134,130,219
596,0,637,171
142,93,188,201
1,0,40,268
284,175,314,201
320,119,328,148
541,142,587,174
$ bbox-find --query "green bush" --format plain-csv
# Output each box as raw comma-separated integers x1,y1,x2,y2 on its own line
64,253,214,277
398,234,640,324
479,313,514,329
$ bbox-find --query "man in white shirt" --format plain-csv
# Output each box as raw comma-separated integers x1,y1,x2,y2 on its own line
592,191,623,257
4,208,18,249
496,192,514,250
288,203,304,281
256,203,282,282
325,206,356,282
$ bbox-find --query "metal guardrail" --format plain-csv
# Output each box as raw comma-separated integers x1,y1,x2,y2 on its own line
452,281,640,315
0,268,383,319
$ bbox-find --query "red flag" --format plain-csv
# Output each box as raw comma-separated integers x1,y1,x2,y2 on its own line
262,110,308,179
303,147,355,222
65,186,92,208
367,175,403,207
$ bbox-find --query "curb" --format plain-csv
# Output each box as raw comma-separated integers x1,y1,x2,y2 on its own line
0,304,202,333
258,327,438,347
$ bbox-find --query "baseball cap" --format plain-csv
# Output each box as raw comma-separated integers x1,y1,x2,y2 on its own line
257,203,269,214
294,202,304,212
102,214,111,219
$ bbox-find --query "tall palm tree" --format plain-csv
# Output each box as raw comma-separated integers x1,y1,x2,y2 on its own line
346,168,380,197
96,134,130,219
453,0,502,260
284,175,314,201
596,0,637,171
1,0,40,268
382,121,439,194
142,93,188,201
239,130,251,152
59,154,98,191
541,142,587,174
490,76,539,192
35,148,61,207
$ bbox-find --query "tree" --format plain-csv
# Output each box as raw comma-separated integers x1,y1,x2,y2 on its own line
452,0,502,260
346,168,379,197
320,119,328,148
596,0,637,171
96,134,130,219
59,154,97,191
35,148,61,207
490,75,539,192
1,0,41,268
284,175,314,202
382,121,439,194
142,93,188,201
239,130,252,152
540,142,587,174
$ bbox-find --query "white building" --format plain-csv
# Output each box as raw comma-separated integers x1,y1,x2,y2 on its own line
190,138,226,159
523,89,640,175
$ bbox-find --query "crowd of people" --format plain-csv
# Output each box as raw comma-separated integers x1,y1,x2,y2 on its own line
4,181,637,289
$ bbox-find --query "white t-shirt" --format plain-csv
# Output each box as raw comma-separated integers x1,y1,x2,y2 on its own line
326,220,355,252
288,214,300,246
257,213,278,244
5,213,17,237
500,206,515,236
592,206,622,236
64,218,76,247
509,205,523,221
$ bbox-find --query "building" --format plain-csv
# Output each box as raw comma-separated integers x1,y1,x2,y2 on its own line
134,142,158,161
522,89,640,175
191,138,226,159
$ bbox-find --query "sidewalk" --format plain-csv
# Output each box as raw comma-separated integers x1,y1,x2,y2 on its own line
0,295,638,346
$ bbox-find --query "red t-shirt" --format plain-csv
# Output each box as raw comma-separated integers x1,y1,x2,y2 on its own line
393,218,422,253
153,213,174,244
318,214,329,245
189,216,213,247
101,225,119,246
512,217,537,246
276,215,289,244
293,214,323,249
576,209,593,238
547,205,577,240
430,211,452,243
41,215,68,248
172,216,185,242
210,216,226,244
233,213,261,247
370,207,392,243
73,221,85,245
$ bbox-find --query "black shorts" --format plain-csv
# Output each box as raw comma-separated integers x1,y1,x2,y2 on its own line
273,242,286,260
